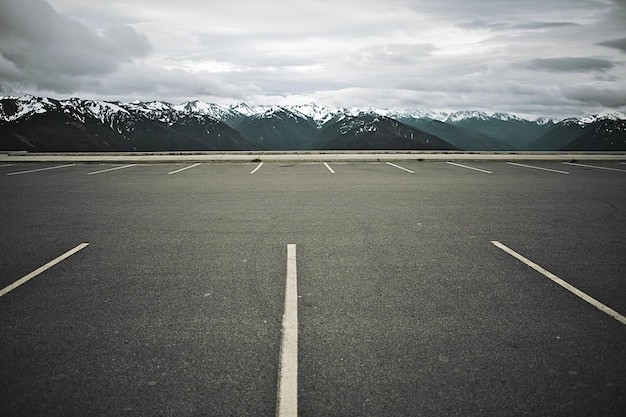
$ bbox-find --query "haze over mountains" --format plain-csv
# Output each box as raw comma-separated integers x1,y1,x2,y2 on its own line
1,95,625,152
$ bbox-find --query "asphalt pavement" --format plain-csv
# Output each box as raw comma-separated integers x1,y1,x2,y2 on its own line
1,159,625,416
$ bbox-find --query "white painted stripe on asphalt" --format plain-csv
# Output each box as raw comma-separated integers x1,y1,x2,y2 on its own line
491,241,626,325
563,162,626,173
506,162,569,174
168,163,201,175
447,161,492,174
0,164,16,168
323,162,335,173
6,164,76,176
87,164,136,175
250,162,264,174
277,244,298,417
386,162,415,174
0,243,89,298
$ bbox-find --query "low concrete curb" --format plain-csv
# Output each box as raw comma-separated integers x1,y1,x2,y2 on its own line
1,151,625,163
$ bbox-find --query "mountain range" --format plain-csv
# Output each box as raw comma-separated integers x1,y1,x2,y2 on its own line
1,95,625,152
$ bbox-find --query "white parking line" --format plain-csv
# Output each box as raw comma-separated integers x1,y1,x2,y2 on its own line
87,164,137,175
0,243,89,298
6,164,76,176
0,164,16,168
447,161,492,174
168,163,201,175
323,162,335,174
386,162,415,174
492,241,626,325
563,162,626,173
506,162,569,174
277,244,298,417
250,162,264,174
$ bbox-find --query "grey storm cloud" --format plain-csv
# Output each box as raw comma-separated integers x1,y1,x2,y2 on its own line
1,0,625,117
525,57,617,73
460,20,580,31
0,0,150,92
598,37,626,53
514,21,581,30
563,86,626,108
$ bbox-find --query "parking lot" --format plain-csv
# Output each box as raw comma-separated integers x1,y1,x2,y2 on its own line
1,159,625,416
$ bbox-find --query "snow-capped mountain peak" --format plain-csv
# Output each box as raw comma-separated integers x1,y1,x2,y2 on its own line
230,103,267,117
173,100,235,121
577,112,626,125
289,103,343,126
66,99,129,120
0,95,58,122
535,116,558,126
122,100,175,123
561,112,626,127
492,112,523,122
376,108,450,122
446,110,491,123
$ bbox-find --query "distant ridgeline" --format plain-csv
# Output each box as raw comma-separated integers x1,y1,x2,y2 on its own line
1,95,625,152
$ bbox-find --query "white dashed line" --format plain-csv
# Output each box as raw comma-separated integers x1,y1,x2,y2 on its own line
506,162,569,174
563,162,626,173
168,163,201,175
250,162,264,174
447,162,492,174
0,243,89,298
385,162,414,174
87,164,137,175
323,162,335,173
6,164,76,176
277,244,298,417
492,241,626,325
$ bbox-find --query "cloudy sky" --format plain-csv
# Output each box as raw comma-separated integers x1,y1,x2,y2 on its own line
1,0,625,118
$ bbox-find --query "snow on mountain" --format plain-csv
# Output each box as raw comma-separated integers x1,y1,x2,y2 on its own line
230,103,268,117
238,105,306,124
344,107,374,117
125,100,173,113
535,116,559,126
378,108,453,122
288,103,343,126
61,98,130,124
560,112,624,127
576,112,626,126
122,100,247,126
491,112,524,122
4,95,624,131
338,117,368,135
0,95,554,128
445,110,491,123
0,95,58,122
0,95,132,125
122,101,178,124
173,100,226,118
255,106,288,119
